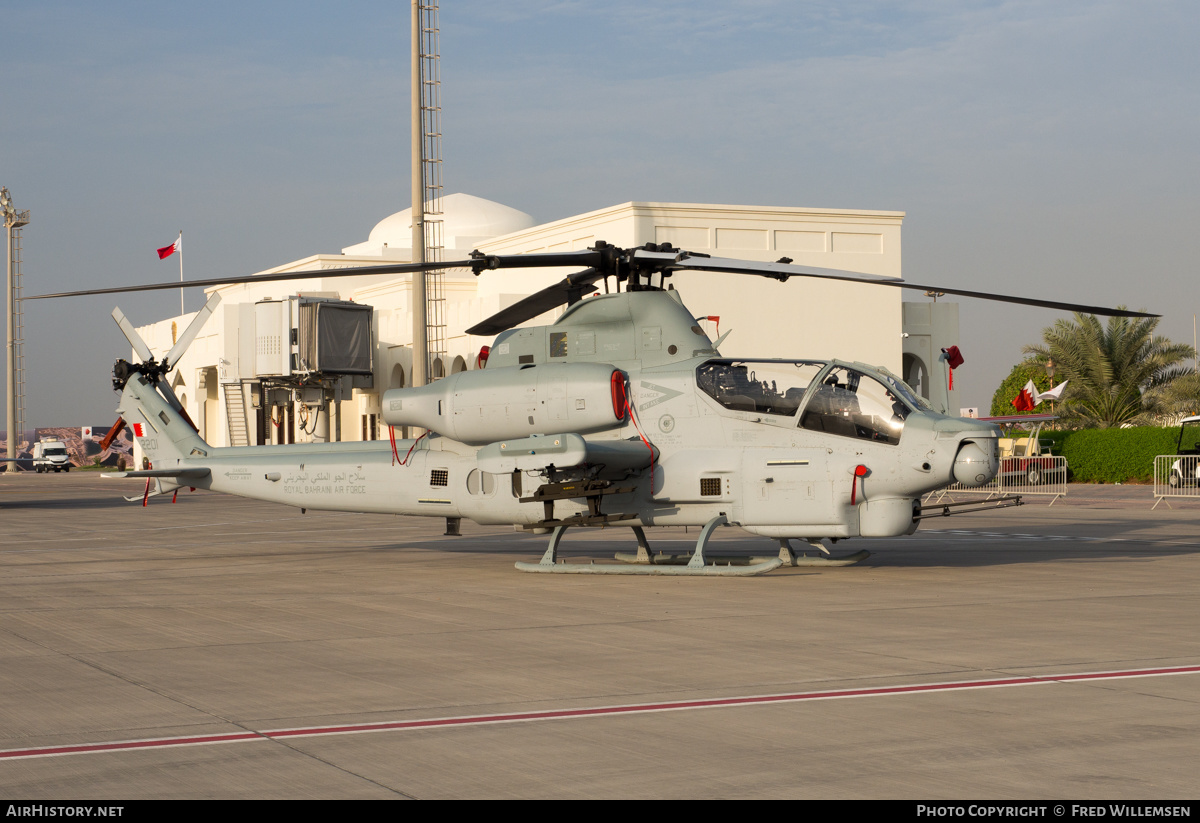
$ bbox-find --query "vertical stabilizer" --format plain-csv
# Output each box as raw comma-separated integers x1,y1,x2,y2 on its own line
117,374,211,467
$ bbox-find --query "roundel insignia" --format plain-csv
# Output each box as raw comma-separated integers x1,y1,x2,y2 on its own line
658,414,675,433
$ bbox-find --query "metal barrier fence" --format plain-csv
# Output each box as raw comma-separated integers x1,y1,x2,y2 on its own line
926,455,1068,505
1152,454,1200,509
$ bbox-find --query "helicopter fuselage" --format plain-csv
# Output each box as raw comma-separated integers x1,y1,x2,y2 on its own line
120,289,1000,544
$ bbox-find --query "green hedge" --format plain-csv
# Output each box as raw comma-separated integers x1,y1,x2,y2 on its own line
1036,426,1179,483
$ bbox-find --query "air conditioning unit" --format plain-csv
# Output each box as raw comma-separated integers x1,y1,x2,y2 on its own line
252,297,374,380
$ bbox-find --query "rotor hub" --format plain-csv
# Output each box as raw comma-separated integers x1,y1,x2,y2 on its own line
112,357,166,391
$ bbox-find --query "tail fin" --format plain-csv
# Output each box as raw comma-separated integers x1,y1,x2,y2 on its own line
109,293,221,467
117,374,212,466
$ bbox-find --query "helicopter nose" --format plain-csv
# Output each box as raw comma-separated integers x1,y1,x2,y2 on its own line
953,438,999,486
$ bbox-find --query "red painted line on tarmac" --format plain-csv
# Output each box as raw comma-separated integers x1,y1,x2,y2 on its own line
0,732,263,760
3,664,1198,761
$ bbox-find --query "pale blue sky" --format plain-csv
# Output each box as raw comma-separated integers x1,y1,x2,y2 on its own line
3,0,1198,424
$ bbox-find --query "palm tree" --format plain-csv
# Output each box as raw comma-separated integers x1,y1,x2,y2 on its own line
1141,372,1200,423
1023,312,1196,428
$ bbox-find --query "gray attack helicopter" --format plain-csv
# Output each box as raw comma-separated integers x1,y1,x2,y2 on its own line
35,243,1155,576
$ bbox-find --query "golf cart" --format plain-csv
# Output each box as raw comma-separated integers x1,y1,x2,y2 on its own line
980,413,1063,486
1167,415,1200,488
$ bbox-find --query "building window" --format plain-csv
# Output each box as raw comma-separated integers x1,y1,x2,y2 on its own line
361,413,378,441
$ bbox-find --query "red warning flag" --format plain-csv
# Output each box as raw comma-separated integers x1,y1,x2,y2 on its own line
941,346,964,390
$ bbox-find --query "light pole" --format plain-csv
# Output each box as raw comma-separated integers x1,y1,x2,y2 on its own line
411,0,427,391
2,187,30,470
1045,358,1056,423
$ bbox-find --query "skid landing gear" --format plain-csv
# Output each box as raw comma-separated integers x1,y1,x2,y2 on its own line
516,516,783,576
749,539,870,567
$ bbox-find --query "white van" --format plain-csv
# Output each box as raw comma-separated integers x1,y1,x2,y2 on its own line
32,439,72,473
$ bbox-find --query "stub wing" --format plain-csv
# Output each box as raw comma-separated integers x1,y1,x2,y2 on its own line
477,434,655,476
101,468,212,480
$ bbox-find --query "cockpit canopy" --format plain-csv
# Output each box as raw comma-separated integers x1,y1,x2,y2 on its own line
695,359,930,445
695,359,825,416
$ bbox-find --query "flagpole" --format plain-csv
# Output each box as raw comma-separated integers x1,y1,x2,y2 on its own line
178,230,184,316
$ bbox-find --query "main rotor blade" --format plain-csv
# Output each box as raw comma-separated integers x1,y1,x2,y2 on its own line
164,292,221,369
887,281,1156,318
111,307,154,362
668,254,1157,318
25,260,478,300
466,268,607,336
25,249,608,301
470,248,606,271
37,240,1157,323
665,253,902,285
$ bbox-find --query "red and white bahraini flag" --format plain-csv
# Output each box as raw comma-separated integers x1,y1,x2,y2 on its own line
157,234,181,260
1012,379,1069,411
1036,381,1068,403
1012,381,1038,412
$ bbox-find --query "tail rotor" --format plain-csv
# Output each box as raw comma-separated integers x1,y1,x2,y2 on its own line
110,292,221,423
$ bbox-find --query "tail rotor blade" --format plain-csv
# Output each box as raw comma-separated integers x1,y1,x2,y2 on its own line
112,307,154,362
153,375,200,432
98,418,127,452
155,375,184,413
165,292,221,368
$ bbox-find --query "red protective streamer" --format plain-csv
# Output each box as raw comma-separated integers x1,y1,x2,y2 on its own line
624,391,657,494
142,477,151,507
850,464,868,505
942,346,963,392
400,431,428,466
388,425,400,466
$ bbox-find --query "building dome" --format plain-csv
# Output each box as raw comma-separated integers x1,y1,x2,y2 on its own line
341,193,536,256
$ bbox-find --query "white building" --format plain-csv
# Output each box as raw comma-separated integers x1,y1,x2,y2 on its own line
134,193,952,452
